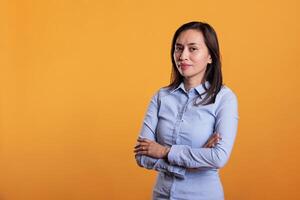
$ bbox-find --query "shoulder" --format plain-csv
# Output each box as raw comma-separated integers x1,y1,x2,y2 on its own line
153,86,173,100
215,85,238,104
214,85,239,117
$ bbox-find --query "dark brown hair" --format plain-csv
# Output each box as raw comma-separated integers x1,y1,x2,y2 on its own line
167,21,223,105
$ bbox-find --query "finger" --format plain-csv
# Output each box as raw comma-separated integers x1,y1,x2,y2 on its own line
203,139,211,147
134,143,146,149
210,137,221,147
208,136,218,144
206,143,215,148
134,142,142,148
207,138,217,146
134,145,147,151
135,142,146,147
136,141,149,147
135,150,148,155
205,137,219,148
203,142,209,148
207,144,215,148
205,142,214,148
137,138,146,143
211,133,221,142
214,133,222,140
214,134,222,142
204,134,222,148
204,141,213,148
215,133,221,139
134,148,143,153
210,133,219,140
137,138,151,143
211,136,220,144
207,134,218,143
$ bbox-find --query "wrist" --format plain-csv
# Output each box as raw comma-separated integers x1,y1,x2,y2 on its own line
163,147,171,158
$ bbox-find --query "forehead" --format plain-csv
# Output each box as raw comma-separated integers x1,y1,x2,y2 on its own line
176,29,205,45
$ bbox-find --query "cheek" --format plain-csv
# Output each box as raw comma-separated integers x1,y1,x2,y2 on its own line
191,54,209,64
173,53,180,61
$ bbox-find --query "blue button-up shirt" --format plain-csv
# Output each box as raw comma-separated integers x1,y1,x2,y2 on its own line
135,81,239,200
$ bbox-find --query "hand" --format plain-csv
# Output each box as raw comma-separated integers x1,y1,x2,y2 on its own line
203,132,222,148
134,138,170,159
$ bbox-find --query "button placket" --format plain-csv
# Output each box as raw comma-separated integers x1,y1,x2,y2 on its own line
173,94,189,144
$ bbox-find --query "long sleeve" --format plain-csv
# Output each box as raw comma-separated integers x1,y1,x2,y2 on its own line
167,91,239,169
135,91,186,178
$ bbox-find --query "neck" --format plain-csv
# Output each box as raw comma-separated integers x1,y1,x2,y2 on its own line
183,77,205,91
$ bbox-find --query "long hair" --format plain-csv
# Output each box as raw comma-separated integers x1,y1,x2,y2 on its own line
167,21,223,105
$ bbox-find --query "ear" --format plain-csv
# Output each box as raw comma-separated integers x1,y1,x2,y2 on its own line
208,55,212,64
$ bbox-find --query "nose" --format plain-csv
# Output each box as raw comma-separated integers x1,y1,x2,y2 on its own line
179,48,188,61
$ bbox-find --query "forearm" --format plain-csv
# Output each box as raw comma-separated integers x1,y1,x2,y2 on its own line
167,118,238,169
135,154,186,178
167,145,230,169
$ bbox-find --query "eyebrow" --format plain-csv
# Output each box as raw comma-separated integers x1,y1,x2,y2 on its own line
175,42,200,46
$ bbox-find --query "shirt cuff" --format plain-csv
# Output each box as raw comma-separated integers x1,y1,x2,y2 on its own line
167,145,184,166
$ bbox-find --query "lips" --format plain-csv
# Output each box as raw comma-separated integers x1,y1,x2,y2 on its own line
179,64,191,70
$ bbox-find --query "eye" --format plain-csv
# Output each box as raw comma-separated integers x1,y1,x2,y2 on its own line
175,46,183,52
189,47,198,52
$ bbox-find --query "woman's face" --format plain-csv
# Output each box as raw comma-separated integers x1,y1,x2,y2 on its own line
173,29,212,83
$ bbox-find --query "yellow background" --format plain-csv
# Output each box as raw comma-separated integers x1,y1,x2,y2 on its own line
1,0,299,199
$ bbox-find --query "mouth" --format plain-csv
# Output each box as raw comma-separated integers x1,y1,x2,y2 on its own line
179,63,191,70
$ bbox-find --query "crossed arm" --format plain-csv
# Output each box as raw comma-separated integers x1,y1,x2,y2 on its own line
134,134,221,159
134,91,238,179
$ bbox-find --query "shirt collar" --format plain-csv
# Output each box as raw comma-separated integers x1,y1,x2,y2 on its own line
170,82,184,93
195,81,210,95
171,81,210,95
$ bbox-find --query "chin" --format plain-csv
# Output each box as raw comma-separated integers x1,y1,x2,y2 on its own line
180,72,193,78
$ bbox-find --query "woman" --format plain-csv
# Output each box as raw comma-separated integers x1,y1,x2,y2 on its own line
134,21,239,200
